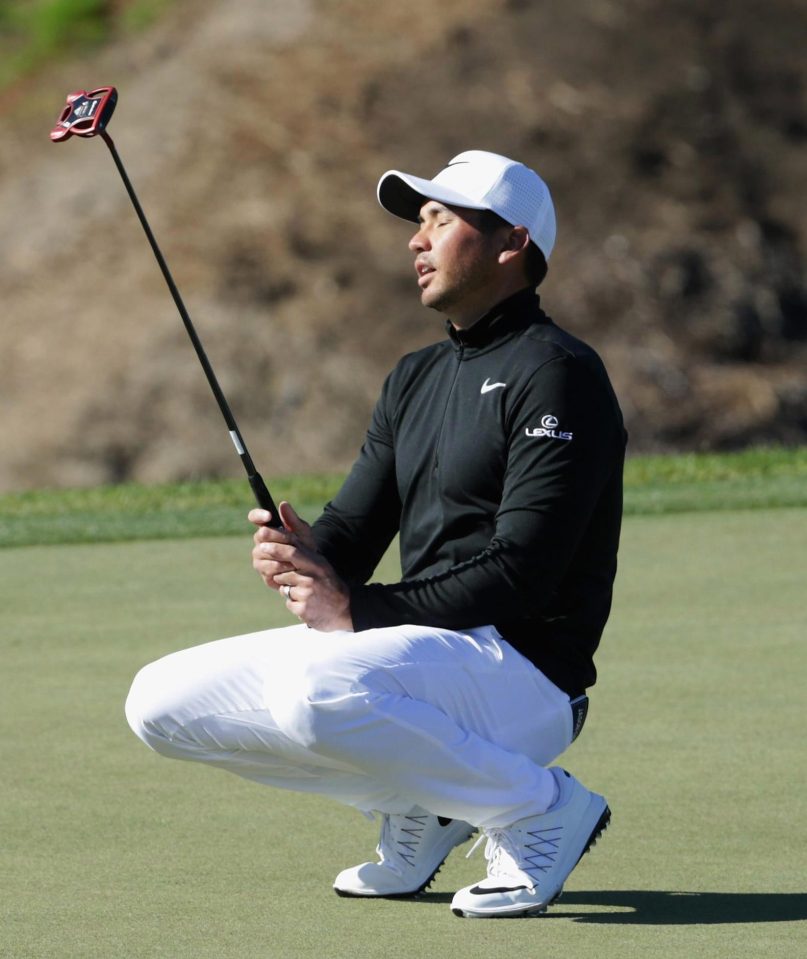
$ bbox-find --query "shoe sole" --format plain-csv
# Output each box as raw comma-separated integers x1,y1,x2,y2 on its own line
451,805,611,918
334,858,446,899
334,828,477,899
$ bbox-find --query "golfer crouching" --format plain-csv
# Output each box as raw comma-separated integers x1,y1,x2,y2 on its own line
126,150,626,918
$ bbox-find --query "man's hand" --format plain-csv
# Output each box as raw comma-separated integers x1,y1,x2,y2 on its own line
249,501,354,632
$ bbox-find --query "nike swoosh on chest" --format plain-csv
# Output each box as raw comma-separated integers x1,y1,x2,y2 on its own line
481,377,507,394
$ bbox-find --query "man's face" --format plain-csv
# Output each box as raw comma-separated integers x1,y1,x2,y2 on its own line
409,201,506,326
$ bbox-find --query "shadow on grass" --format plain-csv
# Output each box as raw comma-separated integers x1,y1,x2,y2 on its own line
412,890,807,924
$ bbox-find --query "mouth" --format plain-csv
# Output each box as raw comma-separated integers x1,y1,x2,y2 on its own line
415,260,435,287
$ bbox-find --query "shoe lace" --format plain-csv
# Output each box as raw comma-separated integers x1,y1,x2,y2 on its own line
377,812,430,872
467,823,563,883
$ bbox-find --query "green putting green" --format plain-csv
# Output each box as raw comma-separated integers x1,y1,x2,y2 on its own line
2,507,805,958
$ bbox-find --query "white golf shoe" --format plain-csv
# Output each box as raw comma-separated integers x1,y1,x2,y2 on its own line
333,808,475,898
451,768,610,918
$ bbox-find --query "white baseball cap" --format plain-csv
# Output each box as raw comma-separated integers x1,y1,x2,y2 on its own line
377,150,557,260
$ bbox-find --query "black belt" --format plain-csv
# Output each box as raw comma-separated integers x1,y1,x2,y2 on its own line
570,695,589,742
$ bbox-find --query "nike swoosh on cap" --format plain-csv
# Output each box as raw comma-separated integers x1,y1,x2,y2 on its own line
481,378,507,394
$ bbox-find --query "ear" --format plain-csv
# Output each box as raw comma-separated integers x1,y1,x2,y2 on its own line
497,226,531,266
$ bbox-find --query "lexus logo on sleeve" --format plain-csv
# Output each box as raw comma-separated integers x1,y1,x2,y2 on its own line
526,414,573,441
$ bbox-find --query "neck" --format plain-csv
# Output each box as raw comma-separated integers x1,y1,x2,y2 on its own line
447,281,533,330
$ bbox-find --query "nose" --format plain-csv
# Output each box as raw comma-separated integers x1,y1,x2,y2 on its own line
408,225,429,253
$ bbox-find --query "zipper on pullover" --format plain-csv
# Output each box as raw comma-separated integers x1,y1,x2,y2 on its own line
432,345,464,473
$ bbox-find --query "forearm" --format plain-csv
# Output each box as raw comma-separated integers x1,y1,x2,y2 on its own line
313,494,398,586
349,507,587,631
312,403,401,584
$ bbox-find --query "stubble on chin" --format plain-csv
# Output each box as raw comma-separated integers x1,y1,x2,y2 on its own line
421,286,449,314
418,275,450,314
422,263,489,319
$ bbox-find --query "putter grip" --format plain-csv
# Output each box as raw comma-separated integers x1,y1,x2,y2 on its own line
249,472,283,528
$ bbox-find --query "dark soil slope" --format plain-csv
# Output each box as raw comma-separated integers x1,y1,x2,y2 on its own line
1,0,805,490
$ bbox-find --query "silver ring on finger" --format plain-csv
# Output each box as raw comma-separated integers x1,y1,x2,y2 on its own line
281,584,293,601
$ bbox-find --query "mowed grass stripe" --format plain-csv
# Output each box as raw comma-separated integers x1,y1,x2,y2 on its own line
2,507,806,958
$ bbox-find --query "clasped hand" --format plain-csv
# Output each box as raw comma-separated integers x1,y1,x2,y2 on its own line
249,501,353,632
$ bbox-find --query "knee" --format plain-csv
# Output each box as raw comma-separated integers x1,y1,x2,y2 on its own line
124,660,187,759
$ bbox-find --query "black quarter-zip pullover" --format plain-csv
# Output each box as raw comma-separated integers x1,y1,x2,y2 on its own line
312,288,626,697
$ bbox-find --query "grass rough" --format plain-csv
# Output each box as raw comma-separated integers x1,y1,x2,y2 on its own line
1,446,805,548
0,0,174,90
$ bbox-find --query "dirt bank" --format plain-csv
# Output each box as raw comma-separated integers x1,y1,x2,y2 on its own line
1,0,805,492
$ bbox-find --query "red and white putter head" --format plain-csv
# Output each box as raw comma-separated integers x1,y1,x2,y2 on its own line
50,87,118,142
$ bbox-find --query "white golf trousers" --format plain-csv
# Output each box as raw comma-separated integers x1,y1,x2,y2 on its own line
125,623,574,828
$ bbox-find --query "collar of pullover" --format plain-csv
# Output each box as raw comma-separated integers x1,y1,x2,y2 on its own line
445,287,548,354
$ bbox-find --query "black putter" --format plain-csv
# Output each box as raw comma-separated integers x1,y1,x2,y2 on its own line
51,87,282,527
